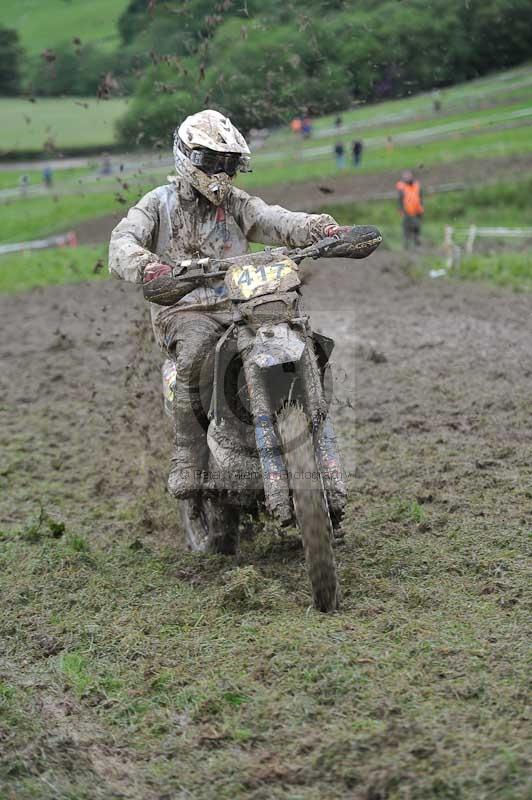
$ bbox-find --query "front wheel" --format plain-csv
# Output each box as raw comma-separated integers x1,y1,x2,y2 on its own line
277,404,340,612
181,497,239,556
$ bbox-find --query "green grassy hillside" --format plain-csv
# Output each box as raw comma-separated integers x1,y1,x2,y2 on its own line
0,97,128,153
242,64,532,186
0,0,129,54
304,64,532,134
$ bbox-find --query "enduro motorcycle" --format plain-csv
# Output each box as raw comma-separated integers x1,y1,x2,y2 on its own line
146,225,382,612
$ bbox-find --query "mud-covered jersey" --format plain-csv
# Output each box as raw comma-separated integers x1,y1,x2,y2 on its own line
108,177,336,347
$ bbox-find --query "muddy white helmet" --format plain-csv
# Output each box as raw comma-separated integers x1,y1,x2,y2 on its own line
175,109,251,176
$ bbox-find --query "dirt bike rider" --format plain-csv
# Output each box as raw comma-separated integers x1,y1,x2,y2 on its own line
109,109,344,499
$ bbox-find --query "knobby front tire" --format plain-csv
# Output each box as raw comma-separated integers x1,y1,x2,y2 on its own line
277,404,340,612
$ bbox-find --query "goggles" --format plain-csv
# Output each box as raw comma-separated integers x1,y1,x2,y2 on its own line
178,138,250,176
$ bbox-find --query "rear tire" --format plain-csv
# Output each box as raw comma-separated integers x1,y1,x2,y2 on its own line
277,404,339,612
181,498,239,555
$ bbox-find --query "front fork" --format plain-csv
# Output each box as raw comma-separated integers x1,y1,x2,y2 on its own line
238,327,292,524
238,325,346,527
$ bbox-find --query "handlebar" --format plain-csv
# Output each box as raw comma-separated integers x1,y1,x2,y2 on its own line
172,225,383,277
144,225,382,305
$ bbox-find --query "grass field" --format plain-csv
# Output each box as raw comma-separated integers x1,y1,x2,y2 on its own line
3,176,529,252
273,101,532,166
326,178,532,292
2,106,529,196
326,178,532,248
237,65,532,189
242,127,532,190
0,166,91,191
0,64,530,165
442,251,532,292
0,245,108,294
0,98,129,154
0,0,129,55
243,117,532,190
269,64,532,140
0,187,142,245
1,450,529,798
1,178,530,297
1,175,531,289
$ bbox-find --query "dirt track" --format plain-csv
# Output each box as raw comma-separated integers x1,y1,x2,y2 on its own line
2,232,531,799
1,247,531,542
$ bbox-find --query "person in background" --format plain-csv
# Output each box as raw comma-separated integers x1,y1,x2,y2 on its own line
334,115,343,129
290,117,302,135
352,140,363,167
101,153,112,175
301,116,312,138
396,170,424,248
334,142,345,169
19,174,29,197
42,165,53,189
432,89,442,113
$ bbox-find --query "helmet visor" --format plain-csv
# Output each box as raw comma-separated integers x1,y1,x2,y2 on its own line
189,148,242,177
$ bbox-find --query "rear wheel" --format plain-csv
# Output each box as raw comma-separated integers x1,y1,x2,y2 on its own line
181,498,239,555
277,404,339,612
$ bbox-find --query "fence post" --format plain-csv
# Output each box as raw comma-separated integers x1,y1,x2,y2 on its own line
465,224,477,255
452,243,462,270
444,225,454,269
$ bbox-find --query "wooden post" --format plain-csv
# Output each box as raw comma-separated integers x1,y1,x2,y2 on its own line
444,225,454,269
465,224,477,254
452,243,462,270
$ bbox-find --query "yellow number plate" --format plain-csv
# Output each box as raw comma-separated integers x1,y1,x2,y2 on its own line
230,260,296,300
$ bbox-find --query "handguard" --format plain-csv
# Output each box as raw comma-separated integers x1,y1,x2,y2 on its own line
319,225,382,259
143,258,211,306
143,274,200,306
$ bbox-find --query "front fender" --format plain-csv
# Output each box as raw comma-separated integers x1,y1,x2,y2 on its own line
250,323,305,369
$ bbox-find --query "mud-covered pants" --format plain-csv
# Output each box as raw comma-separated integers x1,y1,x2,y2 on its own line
165,313,227,494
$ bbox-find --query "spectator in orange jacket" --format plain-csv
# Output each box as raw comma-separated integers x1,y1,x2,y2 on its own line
396,170,424,248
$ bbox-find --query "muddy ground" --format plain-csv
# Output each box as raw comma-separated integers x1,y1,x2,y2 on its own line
1,181,531,797
2,246,530,536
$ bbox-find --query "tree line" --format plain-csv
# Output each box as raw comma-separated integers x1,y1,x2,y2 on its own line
1,0,531,146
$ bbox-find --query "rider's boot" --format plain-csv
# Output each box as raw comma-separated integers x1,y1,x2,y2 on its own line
167,365,210,499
